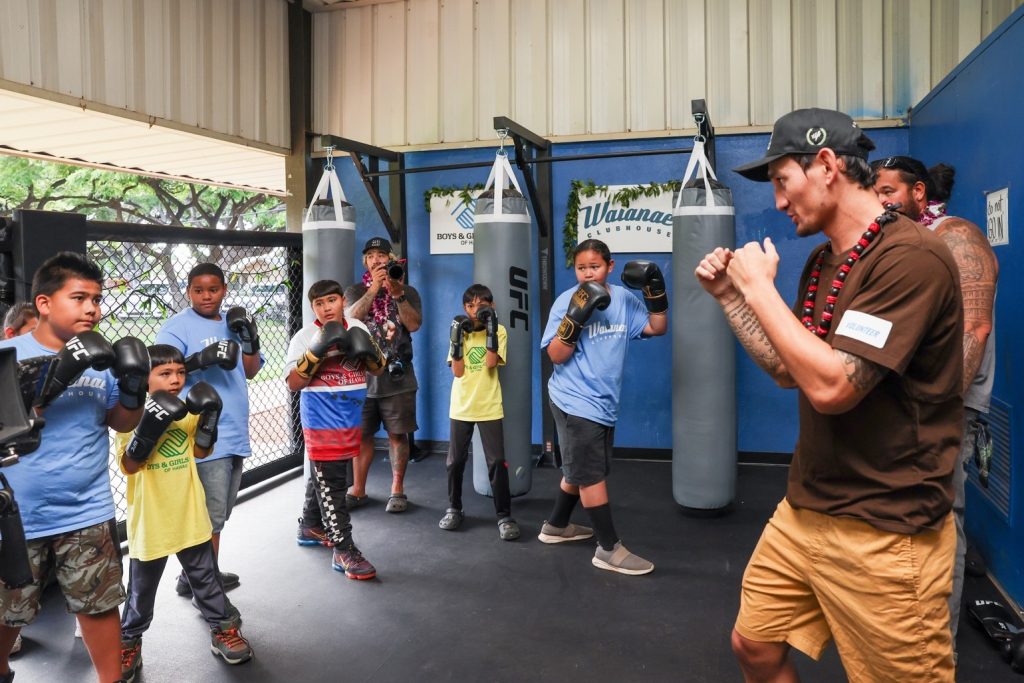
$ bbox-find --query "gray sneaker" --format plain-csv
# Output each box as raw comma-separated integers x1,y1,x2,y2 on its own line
592,541,654,576
497,517,520,541
537,521,593,544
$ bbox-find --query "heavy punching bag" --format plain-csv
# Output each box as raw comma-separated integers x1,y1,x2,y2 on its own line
672,138,737,511
471,150,534,496
302,162,356,326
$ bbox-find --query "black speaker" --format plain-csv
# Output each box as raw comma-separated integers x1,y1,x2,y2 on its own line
0,348,31,446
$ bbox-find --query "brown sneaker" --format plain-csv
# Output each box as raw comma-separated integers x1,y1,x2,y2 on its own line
120,636,143,682
210,621,253,665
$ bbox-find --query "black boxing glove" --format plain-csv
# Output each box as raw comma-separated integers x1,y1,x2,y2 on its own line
449,315,471,361
556,282,611,346
36,332,116,408
113,337,150,410
226,307,260,355
295,321,350,380
184,339,240,374
348,327,386,373
477,306,499,353
185,382,222,450
126,391,187,463
621,260,668,313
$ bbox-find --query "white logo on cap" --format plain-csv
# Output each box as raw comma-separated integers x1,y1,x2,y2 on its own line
806,128,827,146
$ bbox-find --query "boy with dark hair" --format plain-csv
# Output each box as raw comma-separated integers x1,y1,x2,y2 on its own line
441,284,519,540
285,279,386,579
157,262,264,597
0,251,148,683
2,303,37,339
117,344,253,680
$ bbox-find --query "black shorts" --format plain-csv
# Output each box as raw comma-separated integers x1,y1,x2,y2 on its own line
549,401,613,486
362,391,418,436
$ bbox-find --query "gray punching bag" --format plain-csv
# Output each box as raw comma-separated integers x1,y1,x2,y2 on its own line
302,166,356,326
672,140,737,510
471,152,534,496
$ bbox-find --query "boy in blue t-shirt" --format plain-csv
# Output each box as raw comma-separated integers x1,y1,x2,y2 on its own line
156,263,263,597
539,239,668,576
0,252,147,683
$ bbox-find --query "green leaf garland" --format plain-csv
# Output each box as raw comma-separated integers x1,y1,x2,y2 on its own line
423,184,486,213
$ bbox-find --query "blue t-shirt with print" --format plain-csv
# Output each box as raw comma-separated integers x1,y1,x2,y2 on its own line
0,333,119,539
156,308,257,460
541,283,649,426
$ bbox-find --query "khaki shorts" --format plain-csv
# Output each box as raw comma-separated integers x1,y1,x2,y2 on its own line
735,499,955,682
0,519,125,626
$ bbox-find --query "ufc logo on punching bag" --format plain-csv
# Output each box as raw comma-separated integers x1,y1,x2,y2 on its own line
509,266,528,330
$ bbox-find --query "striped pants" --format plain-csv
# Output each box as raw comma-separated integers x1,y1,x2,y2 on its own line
301,459,353,547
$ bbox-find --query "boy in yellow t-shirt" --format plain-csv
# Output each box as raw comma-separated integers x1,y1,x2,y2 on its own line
116,345,252,681
441,284,519,541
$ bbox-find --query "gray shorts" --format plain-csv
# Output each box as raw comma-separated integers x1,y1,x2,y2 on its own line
0,519,125,626
196,455,245,533
362,391,418,436
550,401,613,487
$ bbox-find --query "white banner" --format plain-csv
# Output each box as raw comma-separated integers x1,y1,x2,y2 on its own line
986,187,1009,246
429,192,481,254
577,185,673,252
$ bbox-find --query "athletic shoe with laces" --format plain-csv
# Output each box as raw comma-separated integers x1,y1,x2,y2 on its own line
120,636,142,682
177,570,240,596
296,520,334,547
592,541,654,576
497,517,521,541
537,521,594,544
332,545,377,580
209,621,253,665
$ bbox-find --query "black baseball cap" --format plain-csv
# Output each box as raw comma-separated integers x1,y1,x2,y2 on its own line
734,108,876,182
362,237,392,254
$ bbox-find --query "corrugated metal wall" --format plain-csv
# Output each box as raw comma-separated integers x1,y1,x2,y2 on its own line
311,0,1024,146
0,0,290,150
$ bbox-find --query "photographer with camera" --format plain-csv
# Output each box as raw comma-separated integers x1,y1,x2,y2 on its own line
344,237,422,514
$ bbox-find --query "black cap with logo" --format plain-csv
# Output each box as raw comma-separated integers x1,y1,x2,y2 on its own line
734,108,876,182
362,236,393,254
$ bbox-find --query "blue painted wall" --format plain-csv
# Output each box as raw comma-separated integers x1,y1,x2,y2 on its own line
909,6,1024,605
327,127,909,454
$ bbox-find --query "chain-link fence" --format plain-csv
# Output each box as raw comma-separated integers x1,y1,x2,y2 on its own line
86,230,303,523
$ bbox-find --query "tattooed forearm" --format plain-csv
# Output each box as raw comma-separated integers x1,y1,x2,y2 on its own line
963,332,985,394
722,296,789,381
836,350,886,393
346,289,375,320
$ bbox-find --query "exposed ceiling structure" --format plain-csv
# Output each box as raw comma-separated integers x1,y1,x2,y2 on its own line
0,88,287,196
302,0,397,11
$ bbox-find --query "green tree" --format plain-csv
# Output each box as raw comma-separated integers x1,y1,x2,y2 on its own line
0,155,287,314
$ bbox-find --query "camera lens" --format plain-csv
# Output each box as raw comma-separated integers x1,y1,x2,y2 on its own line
387,261,405,280
387,358,405,380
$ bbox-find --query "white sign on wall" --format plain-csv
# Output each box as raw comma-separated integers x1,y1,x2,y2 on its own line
576,185,673,252
986,187,1009,246
429,192,481,254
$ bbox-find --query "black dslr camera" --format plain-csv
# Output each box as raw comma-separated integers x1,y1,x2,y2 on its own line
385,351,405,381
0,348,46,589
386,260,405,281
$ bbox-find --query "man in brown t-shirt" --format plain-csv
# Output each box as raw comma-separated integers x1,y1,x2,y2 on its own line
695,108,963,682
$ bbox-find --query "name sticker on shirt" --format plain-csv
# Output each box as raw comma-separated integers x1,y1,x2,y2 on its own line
834,310,892,349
